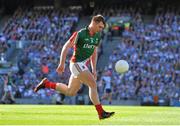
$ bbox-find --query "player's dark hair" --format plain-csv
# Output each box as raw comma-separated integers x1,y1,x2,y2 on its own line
92,14,106,28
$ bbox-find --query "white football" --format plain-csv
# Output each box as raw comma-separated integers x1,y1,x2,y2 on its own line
115,60,129,73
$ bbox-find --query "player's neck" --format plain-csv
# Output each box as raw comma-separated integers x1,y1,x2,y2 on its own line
88,25,95,36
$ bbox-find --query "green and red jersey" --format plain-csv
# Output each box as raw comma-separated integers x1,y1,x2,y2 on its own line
69,27,101,63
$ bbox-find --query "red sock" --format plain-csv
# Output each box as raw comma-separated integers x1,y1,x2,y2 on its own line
95,104,104,117
44,79,56,89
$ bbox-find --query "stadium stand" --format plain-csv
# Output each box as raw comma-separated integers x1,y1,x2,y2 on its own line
96,2,180,106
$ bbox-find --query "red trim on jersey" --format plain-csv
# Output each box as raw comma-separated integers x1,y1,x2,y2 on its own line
70,44,78,62
69,32,78,62
69,32,78,44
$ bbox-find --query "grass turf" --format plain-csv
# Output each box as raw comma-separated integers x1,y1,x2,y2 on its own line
0,105,180,125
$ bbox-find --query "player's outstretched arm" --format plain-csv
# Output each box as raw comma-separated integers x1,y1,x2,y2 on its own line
56,32,77,74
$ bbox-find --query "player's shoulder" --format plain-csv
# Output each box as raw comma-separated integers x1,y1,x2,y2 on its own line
77,27,87,35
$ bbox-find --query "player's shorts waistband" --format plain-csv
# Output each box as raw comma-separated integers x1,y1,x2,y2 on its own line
69,61,89,77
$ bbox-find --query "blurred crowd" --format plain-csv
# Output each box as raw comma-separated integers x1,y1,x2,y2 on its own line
2,7,78,42
0,7,79,102
98,4,180,104
0,34,10,62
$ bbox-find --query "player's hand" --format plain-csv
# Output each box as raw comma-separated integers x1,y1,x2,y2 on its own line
56,64,65,75
92,70,97,81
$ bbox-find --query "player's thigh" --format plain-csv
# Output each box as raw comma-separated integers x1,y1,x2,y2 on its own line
68,75,82,94
77,70,96,88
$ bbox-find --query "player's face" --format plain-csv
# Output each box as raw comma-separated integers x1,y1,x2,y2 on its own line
95,22,105,33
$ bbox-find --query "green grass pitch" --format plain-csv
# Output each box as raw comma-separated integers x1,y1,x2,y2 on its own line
0,105,180,125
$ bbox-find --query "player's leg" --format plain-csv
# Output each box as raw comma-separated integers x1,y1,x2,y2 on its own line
56,75,81,96
103,89,112,104
77,70,115,119
77,70,99,104
34,75,81,96
101,90,108,101
108,92,112,104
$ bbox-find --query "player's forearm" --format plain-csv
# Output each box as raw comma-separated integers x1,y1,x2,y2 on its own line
59,43,69,65
91,48,98,71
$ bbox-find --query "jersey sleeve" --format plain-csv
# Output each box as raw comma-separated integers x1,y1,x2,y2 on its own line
69,31,79,44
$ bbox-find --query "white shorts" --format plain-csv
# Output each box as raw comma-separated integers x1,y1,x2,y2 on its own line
69,61,89,77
